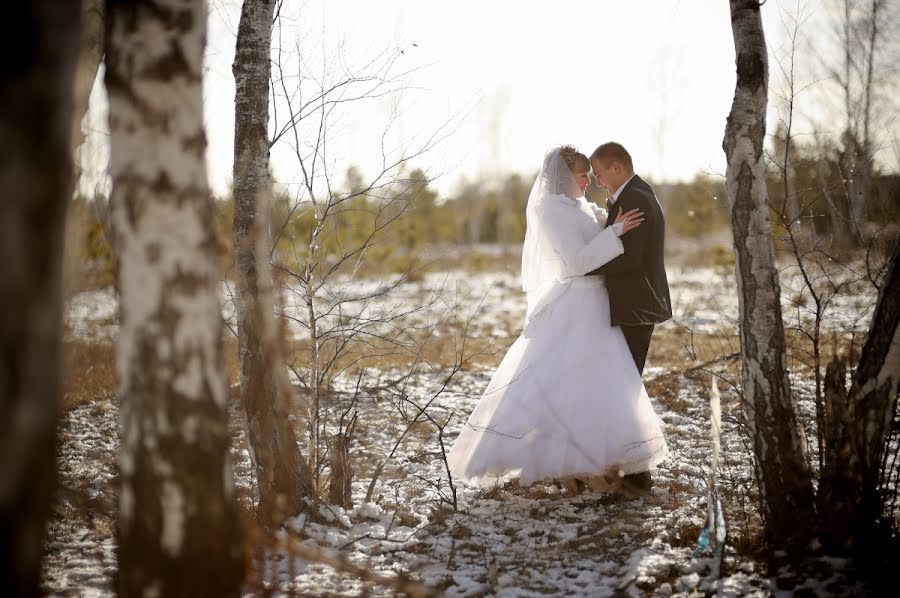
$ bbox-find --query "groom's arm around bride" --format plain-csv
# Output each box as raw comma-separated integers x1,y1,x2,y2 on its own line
587,142,672,374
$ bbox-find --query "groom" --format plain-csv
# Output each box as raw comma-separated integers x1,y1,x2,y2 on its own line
588,142,672,372
588,142,672,493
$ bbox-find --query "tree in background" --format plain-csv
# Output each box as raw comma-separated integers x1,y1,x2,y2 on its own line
395,169,440,256
63,0,107,296
661,175,730,239
817,240,900,576
723,0,816,555
264,8,462,497
821,0,898,243
105,0,242,594
70,0,105,159
233,0,313,530
0,3,80,596
725,2,900,578
767,1,900,577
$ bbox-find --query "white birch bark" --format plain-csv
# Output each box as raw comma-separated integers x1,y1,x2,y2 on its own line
105,1,242,594
232,0,313,528
70,0,105,157
64,0,105,296
0,3,80,595
723,0,815,550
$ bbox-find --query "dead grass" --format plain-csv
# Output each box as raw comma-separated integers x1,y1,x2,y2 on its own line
61,335,245,411
282,329,514,379
648,323,739,373
645,324,741,416
61,338,116,411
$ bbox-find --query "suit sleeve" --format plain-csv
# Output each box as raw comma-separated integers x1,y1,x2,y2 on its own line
539,203,624,276
590,193,655,276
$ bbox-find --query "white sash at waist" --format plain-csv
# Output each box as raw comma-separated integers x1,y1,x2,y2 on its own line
522,276,605,335
567,275,606,289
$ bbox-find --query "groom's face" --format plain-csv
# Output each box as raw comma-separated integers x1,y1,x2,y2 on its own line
591,158,618,195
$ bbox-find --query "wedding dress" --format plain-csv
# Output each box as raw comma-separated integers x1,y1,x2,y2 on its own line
447,147,668,485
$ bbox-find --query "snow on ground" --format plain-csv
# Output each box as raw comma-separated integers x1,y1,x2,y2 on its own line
65,289,118,340
65,265,873,344
46,265,875,596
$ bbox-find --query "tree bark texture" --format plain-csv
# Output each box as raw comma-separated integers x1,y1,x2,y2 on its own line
0,2,80,596
105,1,243,595
852,240,900,494
820,239,900,552
64,0,105,296
71,0,105,157
233,0,313,528
723,0,816,551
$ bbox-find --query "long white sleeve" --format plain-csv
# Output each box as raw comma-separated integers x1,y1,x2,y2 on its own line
538,202,624,276
590,204,626,236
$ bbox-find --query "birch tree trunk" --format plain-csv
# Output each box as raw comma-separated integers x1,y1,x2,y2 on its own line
851,240,900,507
233,0,313,528
723,0,815,552
847,0,885,243
105,1,243,594
71,0,105,157
0,3,80,596
64,0,105,296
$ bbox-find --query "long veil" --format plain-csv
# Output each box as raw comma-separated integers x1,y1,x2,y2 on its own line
520,147,579,327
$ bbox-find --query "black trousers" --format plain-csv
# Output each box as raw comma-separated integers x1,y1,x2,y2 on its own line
621,324,654,375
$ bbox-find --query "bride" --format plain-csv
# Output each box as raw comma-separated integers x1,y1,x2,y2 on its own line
447,145,668,490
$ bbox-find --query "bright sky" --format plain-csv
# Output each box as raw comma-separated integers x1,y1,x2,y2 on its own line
78,0,898,200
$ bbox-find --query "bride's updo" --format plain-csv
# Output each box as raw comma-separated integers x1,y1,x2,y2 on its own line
560,144,589,173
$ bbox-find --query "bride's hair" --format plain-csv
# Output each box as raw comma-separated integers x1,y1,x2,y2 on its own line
560,145,589,174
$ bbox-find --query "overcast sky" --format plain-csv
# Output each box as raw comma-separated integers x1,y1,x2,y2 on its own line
78,0,899,199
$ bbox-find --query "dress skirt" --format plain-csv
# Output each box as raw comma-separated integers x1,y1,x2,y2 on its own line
447,277,668,486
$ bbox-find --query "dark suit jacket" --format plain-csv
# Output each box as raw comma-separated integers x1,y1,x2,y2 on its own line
589,175,672,326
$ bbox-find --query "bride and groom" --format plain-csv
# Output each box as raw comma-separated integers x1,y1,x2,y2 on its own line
448,142,672,497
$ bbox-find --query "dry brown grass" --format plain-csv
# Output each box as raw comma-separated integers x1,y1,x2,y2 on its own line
61,334,245,412
648,322,739,373
61,338,116,411
281,328,514,380
644,324,740,416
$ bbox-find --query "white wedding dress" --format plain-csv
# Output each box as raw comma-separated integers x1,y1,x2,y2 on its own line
447,148,668,486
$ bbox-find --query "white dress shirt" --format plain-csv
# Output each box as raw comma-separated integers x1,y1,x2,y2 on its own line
609,173,637,206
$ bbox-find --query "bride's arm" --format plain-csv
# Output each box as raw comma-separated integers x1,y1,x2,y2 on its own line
591,204,608,223
587,203,625,234
538,203,624,276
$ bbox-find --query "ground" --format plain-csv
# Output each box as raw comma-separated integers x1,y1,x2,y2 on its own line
42,263,875,597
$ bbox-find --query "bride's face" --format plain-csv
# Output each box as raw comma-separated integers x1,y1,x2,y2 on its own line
571,169,590,196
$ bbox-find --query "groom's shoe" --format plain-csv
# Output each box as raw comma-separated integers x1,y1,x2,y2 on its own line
562,478,586,494
620,472,652,499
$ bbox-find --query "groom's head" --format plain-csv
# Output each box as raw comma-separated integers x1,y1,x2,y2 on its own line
590,142,634,196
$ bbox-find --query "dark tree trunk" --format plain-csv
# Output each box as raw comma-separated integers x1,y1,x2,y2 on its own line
0,3,81,596
723,0,816,553
105,1,243,595
820,239,900,558
232,0,313,529
328,430,354,509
